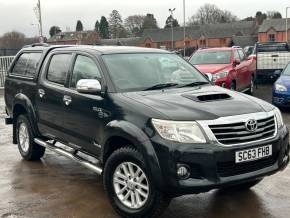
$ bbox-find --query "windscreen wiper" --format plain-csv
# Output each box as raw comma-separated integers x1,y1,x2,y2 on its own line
177,81,209,88
143,82,178,91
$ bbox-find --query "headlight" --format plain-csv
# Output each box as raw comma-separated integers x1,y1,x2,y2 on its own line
151,119,206,143
212,71,228,82
275,84,287,92
274,107,284,128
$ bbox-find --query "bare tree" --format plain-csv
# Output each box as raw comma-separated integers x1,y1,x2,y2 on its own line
0,31,26,49
124,15,145,37
188,4,238,25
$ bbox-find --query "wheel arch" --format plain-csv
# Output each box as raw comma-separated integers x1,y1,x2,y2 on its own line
12,93,39,144
102,120,164,190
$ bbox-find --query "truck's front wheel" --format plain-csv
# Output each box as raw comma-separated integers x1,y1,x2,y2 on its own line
16,115,45,160
103,147,170,218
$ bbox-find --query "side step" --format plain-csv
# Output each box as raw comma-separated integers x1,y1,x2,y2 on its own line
34,138,103,175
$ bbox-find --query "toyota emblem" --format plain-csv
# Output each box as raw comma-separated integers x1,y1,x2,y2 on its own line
245,119,258,132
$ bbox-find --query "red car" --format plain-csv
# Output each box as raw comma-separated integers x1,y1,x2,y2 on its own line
189,47,256,94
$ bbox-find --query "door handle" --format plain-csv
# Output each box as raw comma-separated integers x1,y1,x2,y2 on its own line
63,95,72,106
38,89,45,98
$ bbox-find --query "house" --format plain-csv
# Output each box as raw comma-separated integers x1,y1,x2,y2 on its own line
47,30,100,45
232,35,258,48
139,21,257,49
258,18,290,43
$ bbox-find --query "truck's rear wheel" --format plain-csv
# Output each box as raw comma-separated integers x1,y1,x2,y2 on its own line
16,115,45,160
230,81,236,91
103,147,170,218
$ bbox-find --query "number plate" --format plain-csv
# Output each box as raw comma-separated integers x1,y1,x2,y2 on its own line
235,145,272,163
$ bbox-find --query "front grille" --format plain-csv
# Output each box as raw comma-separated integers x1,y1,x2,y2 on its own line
189,164,203,179
209,116,276,145
217,155,277,177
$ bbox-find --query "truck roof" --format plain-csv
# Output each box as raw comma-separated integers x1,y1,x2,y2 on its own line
197,47,236,52
22,44,170,55
55,45,170,54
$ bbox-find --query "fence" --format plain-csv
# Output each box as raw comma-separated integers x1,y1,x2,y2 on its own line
0,56,14,87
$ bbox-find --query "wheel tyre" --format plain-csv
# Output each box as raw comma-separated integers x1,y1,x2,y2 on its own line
230,81,236,91
16,115,45,161
103,147,170,218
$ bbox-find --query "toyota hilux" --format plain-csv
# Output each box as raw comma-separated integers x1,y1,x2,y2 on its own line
4,44,289,218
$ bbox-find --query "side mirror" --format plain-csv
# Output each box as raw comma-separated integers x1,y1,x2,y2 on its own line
205,73,213,82
233,58,240,66
274,70,282,77
76,79,101,94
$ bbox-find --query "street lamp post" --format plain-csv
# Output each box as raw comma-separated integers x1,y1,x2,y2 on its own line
169,8,176,50
286,7,290,43
34,0,43,42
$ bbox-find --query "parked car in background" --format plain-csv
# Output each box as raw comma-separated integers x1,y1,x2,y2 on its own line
256,42,290,82
272,62,290,108
189,47,256,94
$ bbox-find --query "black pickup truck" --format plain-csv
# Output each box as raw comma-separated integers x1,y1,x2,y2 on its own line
4,44,290,218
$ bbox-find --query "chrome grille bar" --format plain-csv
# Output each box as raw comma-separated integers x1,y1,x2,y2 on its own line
197,111,277,146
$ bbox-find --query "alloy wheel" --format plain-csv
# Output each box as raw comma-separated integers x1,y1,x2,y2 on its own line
113,162,150,209
18,122,30,153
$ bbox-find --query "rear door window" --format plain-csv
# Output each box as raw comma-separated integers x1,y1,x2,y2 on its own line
47,54,72,85
11,53,30,76
12,52,42,77
25,53,42,77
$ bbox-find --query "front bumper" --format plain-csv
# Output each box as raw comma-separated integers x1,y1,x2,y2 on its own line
256,69,281,83
214,78,230,89
272,91,290,108
152,125,289,194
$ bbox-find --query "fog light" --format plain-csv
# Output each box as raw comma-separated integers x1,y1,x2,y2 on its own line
177,165,190,179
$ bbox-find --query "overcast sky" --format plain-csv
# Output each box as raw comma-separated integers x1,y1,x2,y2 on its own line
0,0,290,37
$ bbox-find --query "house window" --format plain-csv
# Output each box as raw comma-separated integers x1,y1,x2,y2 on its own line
145,43,151,48
268,34,275,42
199,39,206,47
220,38,226,45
